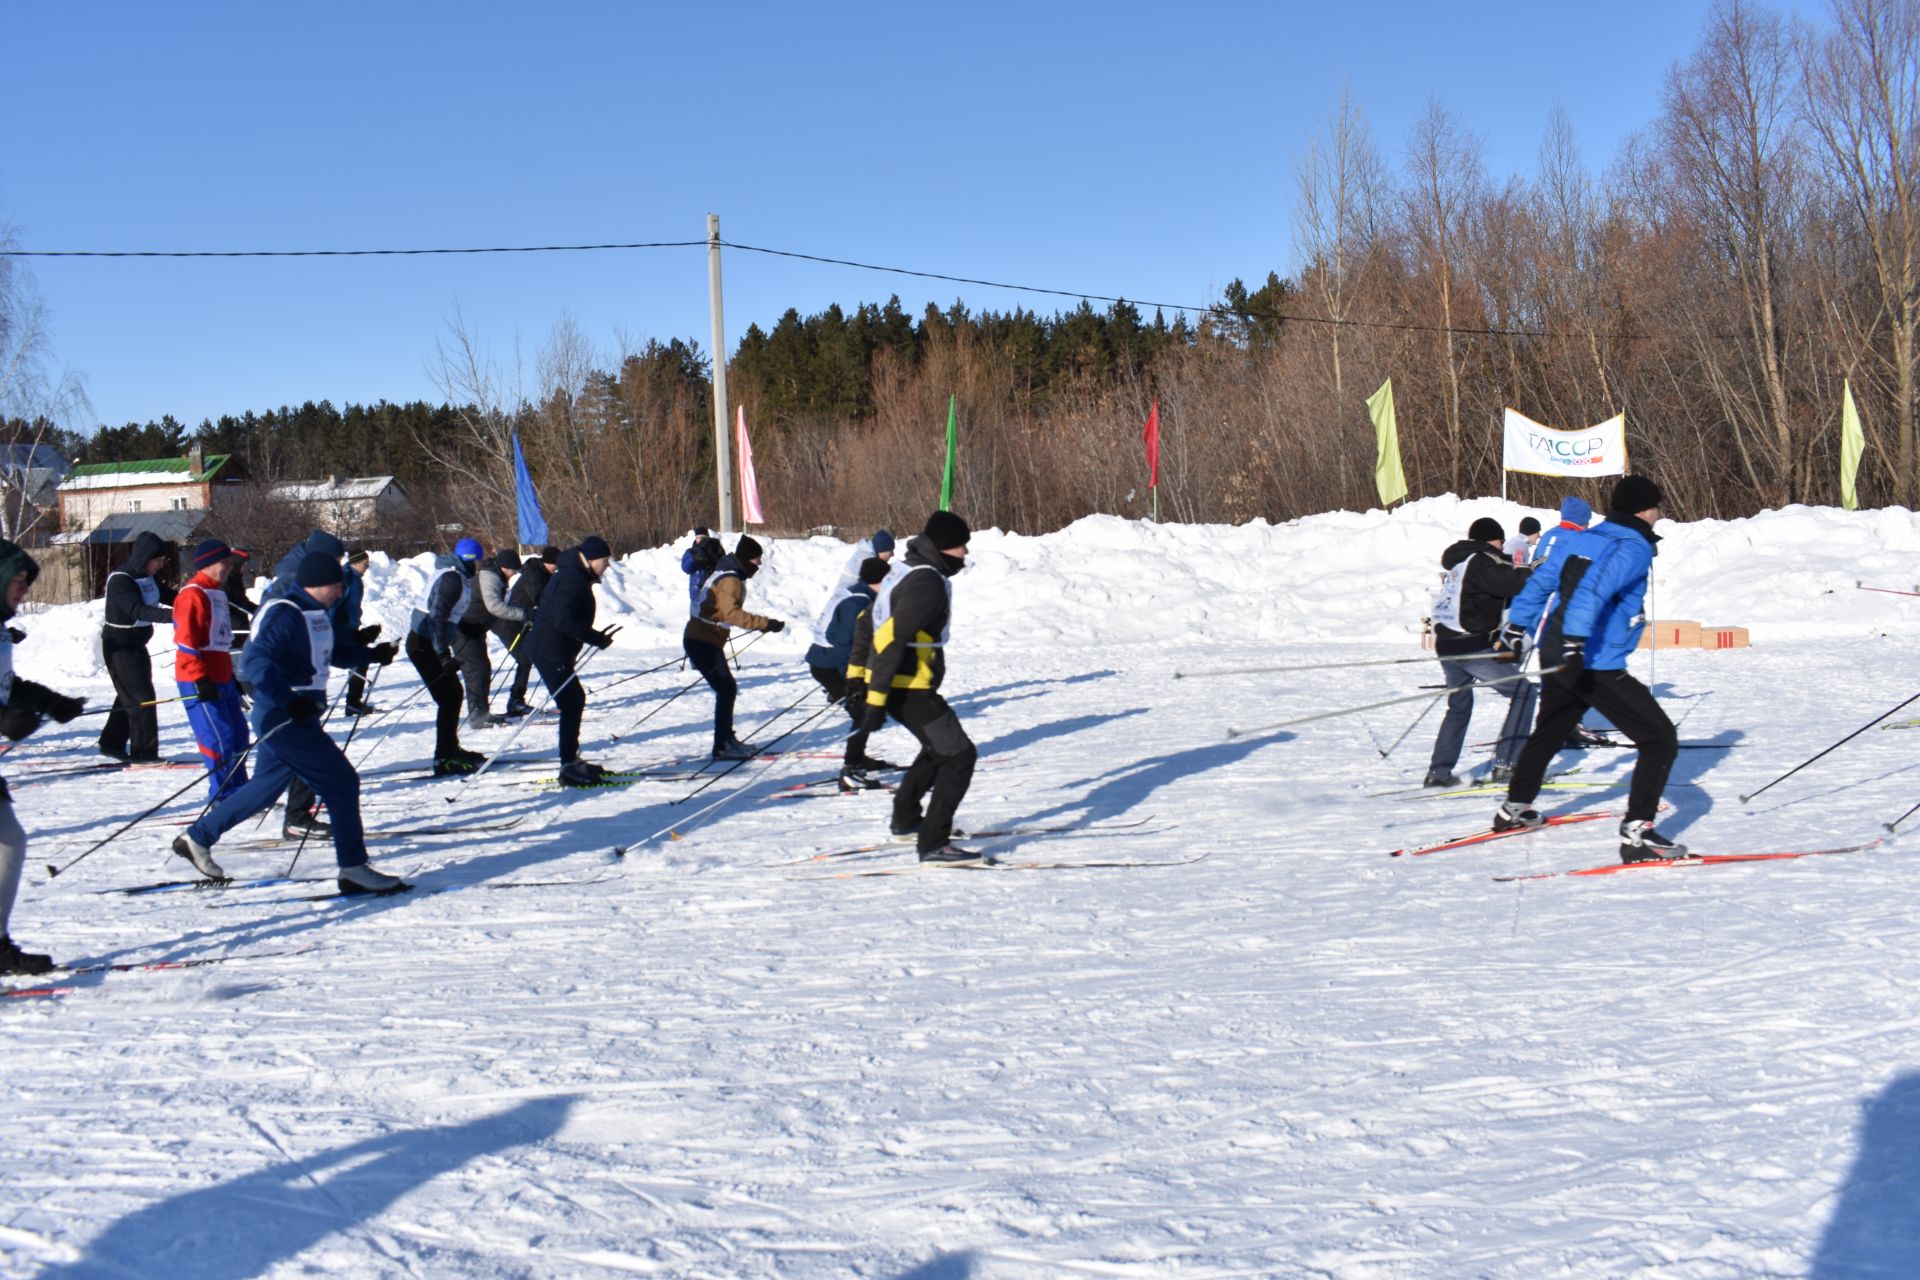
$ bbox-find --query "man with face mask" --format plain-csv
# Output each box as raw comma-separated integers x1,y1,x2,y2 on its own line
684,534,787,761
862,511,979,865
529,536,619,788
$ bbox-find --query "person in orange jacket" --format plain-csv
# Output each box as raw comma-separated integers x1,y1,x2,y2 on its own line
174,538,253,802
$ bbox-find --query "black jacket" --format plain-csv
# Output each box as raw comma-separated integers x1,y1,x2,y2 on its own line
528,549,598,666
508,560,550,614
863,535,955,700
101,531,176,648
1434,538,1530,656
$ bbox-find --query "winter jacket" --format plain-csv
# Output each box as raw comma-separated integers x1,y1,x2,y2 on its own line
1527,521,1584,567
528,549,601,666
0,540,79,757
805,583,876,671
339,566,366,635
833,538,878,593
476,562,526,624
240,586,381,734
1432,539,1531,657
863,536,955,705
100,531,176,648
408,554,473,653
1508,515,1657,670
846,600,875,684
680,538,722,614
508,560,549,614
174,567,241,684
684,555,773,648
267,530,346,594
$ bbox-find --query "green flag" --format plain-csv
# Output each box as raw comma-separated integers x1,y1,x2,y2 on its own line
939,394,958,511
1841,377,1865,511
1366,377,1408,506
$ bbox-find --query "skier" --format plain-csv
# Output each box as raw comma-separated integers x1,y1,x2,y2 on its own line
861,511,979,865
1494,475,1685,863
459,547,523,729
528,536,618,788
1531,495,1592,566
342,549,381,716
806,555,892,791
98,530,176,763
0,539,86,975
834,528,895,591
263,530,357,836
1503,517,1542,566
172,552,404,893
1514,495,1611,750
407,537,487,775
684,534,786,761
1424,517,1535,788
680,528,722,616
500,546,555,717
174,539,253,802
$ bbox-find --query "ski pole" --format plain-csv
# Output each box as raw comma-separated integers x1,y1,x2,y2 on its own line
669,687,833,807
74,694,197,716
1379,690,1445,759
290,663,389,877
1739,689,1920,804
1226,667,1561,739
592,654,686,697
448,644,608,795
47,720,291,879
1175,651,1509,680
609,631,767,743
1857,582,1920,598
349,668,441,774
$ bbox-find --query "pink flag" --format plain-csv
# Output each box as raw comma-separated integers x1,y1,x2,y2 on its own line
736,405,765,525
1143,399,1160,487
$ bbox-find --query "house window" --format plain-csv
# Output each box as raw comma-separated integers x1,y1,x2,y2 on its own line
172,497,187,511
127,499,141,512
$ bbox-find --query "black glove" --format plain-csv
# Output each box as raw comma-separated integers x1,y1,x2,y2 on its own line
46,693,84,724
845,678,866,705
370,641,399,666
0,705,39,741
193,678,219,704
436,647,455,666
1553,637,1586,687
288,696,320,723
356,623,382,644
1494,623,1529,657
766,618,786,633
587,626,615,650
6,626,24,644
860,700,888,733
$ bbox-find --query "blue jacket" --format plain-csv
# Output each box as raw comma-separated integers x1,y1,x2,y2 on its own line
681,539,720,613
1510,517,1657,670
240,588,380,733
805,584,875,671
265,530,347,597
339,566,364,634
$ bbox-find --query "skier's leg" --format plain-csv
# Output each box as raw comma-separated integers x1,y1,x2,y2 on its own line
1426,657,1478,777
1494,674,1538,769
893,692,975,854
276,725,369,869
455,628,491,721
1506,677,1593,806
188,745,296,849
1585,671,1678,823
0,802,25,938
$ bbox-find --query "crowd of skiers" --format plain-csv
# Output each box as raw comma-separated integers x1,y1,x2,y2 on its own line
0,509,983,976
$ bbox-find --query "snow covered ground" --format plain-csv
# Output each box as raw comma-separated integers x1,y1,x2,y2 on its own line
6,497,1920,1278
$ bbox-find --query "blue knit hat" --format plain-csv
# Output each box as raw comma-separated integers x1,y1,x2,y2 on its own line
578,536,611,561
1559,496,1592,528
295,551,344,588
871,529,895,554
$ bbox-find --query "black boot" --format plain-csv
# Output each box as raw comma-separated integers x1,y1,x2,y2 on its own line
0,935,54,976
1619,819,1688,864
283,809,332,840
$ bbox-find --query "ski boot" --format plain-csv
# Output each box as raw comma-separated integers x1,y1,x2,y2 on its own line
1619,819,1688,864
171,833,228,880
338,863,410,895
919,844,988,867
0,935,54,976
1492,801,1544,833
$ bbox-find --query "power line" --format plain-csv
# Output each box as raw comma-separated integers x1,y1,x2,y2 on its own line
0,240,707,258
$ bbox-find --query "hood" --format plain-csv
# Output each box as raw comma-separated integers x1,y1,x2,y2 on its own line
125,530,171,574
714,553,755,580
430,552,464,574
273,530,346,583
1440,538,1496,571
904,533,965,578
0,539,39,622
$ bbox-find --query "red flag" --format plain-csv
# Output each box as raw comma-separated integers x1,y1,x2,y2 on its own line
1142,399,1160,487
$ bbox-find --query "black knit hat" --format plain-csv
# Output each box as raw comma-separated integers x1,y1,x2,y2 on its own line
494,549,522,573
735,534,764,562
1518,517,1541,536
1609,475,1665,515
858,555,889,585
541,545,560,565
578,536,611,561
925,510,971,549
1468,517,1505,543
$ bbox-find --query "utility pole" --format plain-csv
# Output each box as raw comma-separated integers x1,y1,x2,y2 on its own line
707,213,735,535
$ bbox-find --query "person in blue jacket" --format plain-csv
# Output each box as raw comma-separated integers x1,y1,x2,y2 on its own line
1494,475,1683,863
406,537,486,775
680,527,721,613
806,555,890,792
171,552,404,894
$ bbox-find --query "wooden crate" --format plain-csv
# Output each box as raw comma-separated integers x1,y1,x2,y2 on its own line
1636,620,1703,650
1699,626,1750,650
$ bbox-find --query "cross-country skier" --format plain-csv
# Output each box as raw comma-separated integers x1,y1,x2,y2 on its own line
98,530,175,763
407,537,487,775
529,536,618,788
685,535,786,761
171,552,404,894
263,530,362,836
342,549,380,716
1530,496,1591,566
1494,475,1684,862
861,511,979,865
0,540,86,975
1425,517,1535,788
174,539,253,802
1510,495,1612,750
806,554,893,792
680,528,721,615
459,547,523,729
834,529,895,591
500,546,555,716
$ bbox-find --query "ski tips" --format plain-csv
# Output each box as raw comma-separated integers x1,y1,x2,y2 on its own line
44,864,59,877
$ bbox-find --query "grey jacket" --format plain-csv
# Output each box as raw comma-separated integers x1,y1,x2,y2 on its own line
478,565,525,623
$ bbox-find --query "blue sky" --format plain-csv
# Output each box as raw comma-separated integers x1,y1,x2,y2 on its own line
6,0,1740,431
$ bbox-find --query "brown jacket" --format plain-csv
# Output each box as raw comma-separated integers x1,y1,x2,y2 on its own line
684,565,772,647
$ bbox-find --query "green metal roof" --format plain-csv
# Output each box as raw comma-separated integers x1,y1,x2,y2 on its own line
66,454,232,482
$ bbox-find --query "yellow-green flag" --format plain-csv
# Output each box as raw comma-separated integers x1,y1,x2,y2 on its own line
1841,377,1865,511
1366,377,1408,506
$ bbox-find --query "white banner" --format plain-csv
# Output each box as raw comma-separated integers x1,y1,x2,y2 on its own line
1501,408,1627,478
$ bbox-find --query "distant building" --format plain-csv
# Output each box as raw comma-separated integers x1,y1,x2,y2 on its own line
56,445,242,533
267,475,411,536
0,443,72,543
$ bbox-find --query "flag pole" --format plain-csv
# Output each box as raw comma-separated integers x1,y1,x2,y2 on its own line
707,213,736,535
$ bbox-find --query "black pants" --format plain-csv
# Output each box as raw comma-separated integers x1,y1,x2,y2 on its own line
345,668,371,710
809,666,870,766
684,637,736,750
533,653,586,762
405,631,465,759
888,690,976,854
454,623,491,719
100,644,159,760
493,622,532,705
1509,668,1676,823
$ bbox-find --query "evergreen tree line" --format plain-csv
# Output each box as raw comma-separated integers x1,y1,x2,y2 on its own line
15,0,1919,548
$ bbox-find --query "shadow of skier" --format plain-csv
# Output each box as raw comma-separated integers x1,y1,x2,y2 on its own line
1811,1071,1920,1278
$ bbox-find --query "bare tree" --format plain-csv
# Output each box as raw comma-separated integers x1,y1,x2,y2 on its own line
0,224,88,541
414,307,519,543
1402,99,1487,493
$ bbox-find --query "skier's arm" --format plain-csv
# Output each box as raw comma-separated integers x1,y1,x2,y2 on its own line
240,608,303,714
481,570,526,623
1560,542,1638,639
174,585,209,651
863,575,942,705
710,576,771,632
427,572,462,652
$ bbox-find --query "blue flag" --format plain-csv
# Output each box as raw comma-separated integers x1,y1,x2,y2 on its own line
512,432,548,547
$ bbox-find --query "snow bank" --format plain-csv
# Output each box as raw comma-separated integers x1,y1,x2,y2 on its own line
17,497,1920,692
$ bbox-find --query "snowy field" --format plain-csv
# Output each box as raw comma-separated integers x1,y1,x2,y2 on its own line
6,497,1920,1278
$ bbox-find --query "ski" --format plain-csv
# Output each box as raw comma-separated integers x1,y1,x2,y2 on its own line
3,945,317,999
13,760,203,786
1388,810,1621,858
1882,718,1920,731
1419,780,1606,800
100,817,535,891
766,815,1164,867
1492,841,1884,882
213,873,621,906
796,853,1211,879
